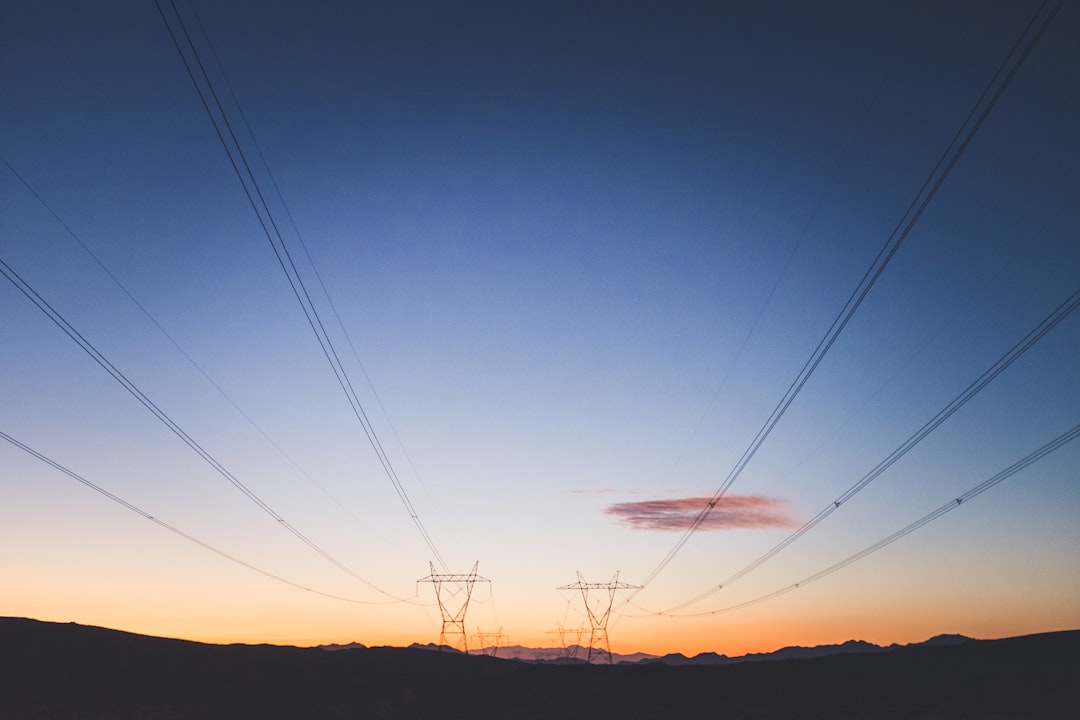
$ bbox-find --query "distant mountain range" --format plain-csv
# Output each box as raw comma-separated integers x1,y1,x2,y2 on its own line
640,633,973,666
2,617,1076,719
379,633,972,665
400,641,660,663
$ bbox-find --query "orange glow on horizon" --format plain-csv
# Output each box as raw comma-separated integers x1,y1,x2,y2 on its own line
15,607,1073,658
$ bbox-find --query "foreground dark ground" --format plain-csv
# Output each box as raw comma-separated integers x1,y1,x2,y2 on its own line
1,618,1076,719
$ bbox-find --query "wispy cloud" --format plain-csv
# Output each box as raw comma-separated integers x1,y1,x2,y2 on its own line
605,495,795,531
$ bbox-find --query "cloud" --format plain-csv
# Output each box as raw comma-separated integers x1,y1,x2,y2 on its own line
605,495,795,531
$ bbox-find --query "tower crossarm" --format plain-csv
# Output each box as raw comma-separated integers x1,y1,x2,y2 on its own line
417,561,491,653
556,572,641,664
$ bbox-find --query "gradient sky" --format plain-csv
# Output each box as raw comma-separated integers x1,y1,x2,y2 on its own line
2,0,1078,657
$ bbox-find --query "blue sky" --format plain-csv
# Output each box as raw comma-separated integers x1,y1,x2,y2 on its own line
2,1,1078,654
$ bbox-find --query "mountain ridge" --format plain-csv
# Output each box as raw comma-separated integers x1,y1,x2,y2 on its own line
384,632,974,665
2,617,1077,719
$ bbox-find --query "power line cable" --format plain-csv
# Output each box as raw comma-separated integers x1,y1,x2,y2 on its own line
632,420,1080,618
0,429,424,606
155,0,448,570
635,0,1063,590
690,184,1079,541
664,22,913,483
0,153,374,537
695,165,1077,509
651,280,1080,614
181,0,454,545
0,252,413,603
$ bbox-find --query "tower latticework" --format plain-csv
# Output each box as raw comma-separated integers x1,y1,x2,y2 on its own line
418,561,490,652
557,571,640,664
472,627,506,657
546,623,587,660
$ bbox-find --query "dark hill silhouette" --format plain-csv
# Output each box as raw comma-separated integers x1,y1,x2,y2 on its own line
432,634,969,665
1,617,1076,719
650,637,891,666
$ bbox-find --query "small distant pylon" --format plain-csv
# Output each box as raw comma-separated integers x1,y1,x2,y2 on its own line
472,627,505,657
418,561,490,652
545,622,587,661
557,571,640,664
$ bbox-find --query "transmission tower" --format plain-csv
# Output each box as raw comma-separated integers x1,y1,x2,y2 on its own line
418,561,490,652
472,627,506,657
557,571,640,664
546,622,587,661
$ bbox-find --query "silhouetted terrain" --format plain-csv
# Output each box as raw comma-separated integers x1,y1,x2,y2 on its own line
404,634,969,664
1,617,1076,719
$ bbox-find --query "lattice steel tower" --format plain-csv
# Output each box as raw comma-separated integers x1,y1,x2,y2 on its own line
546,622,587,661
418,561,490,652
557,571,640,664
472,627,506,657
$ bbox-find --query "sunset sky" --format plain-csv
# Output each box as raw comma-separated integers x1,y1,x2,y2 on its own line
2,0,1078,657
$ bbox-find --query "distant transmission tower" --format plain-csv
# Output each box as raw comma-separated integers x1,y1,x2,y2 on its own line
472,627,506,657
546,622,587,661
557,572,640,664
418,561,490,652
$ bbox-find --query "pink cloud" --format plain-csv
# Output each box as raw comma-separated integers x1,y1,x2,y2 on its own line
605,495,795,531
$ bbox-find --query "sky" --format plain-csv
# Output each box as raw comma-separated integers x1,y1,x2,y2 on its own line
2,0,1078,658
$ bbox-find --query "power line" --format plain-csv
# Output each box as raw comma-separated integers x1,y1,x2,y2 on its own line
652,281,1080,614
664,21,912,484
0,153,374,539
0,429,422,606
155,0,448,570
636,0,1063,590
634,419,1080,618
0,253,412,603
742,192,1071,508
180,0,454,546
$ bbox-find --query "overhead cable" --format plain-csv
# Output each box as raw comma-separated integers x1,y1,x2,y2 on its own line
0,254,412,603
0,153,371,533
155,0,448,571
665,24,910,483
0,429,423,606
637,0,1064,590
655,282,1080,613
638,420,1080,618
181,1,451,541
